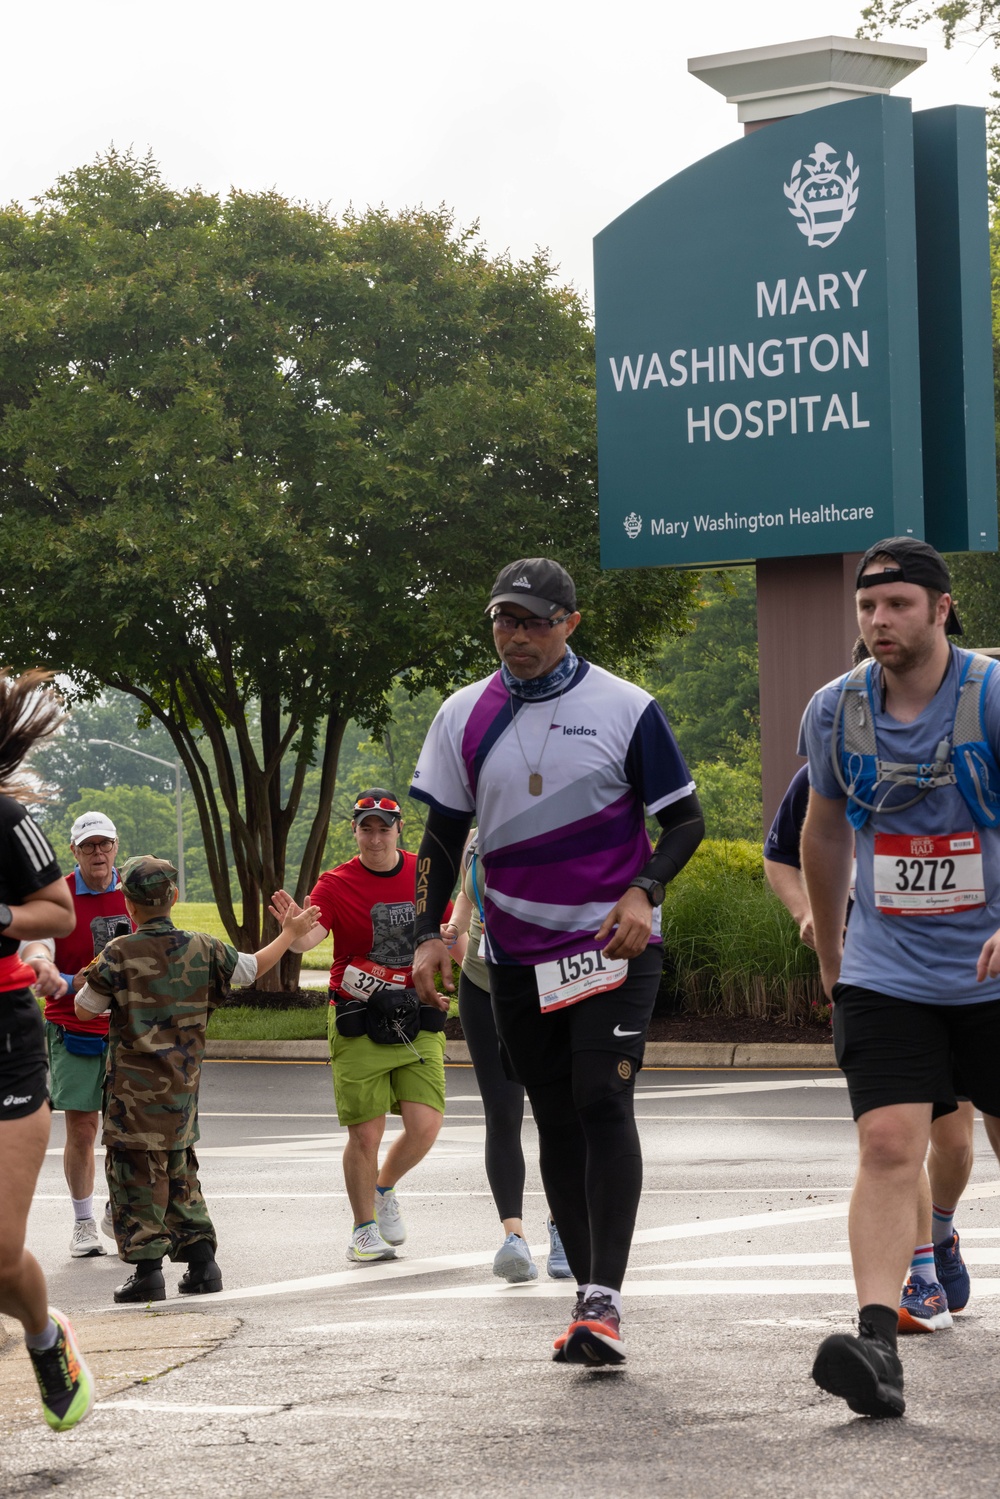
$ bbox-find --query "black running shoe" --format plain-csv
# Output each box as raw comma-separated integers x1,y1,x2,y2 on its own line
812,1322,905,1418
178,1261,223,1295
114,1267,166,1304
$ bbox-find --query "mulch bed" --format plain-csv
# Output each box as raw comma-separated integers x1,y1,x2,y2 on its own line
642,1013,832,1045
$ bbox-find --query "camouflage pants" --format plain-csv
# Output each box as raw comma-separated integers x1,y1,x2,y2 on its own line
105,1146,216,1263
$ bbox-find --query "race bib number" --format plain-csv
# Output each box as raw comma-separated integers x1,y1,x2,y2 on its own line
340,959,412,1002
873,832,985,916
534,949,628,1013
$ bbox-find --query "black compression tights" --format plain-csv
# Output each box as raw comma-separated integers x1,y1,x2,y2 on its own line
527,1060,642,1291
458,973,527,1222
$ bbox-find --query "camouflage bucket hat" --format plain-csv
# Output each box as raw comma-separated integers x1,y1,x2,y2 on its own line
121,855,178,906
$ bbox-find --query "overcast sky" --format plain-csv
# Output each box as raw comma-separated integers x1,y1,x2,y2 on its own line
2,1,994,302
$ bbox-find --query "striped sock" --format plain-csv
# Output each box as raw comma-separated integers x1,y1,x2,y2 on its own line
909,1243,935,1280
932,1202,956,1246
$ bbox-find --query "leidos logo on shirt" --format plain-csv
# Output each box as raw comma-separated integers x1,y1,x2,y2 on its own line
551,724,597,736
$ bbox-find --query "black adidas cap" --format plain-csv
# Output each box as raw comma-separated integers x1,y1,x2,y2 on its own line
485,559,577,618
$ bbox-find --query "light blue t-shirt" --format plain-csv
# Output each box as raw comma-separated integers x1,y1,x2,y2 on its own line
799,647,1000,1005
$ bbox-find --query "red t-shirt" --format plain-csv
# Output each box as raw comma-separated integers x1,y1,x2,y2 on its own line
43,873,132,1035
309,851,451,999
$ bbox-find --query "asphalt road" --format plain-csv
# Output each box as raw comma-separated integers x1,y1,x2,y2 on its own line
4,1060,1000,1498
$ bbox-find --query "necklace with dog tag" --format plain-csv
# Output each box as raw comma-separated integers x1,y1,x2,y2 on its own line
511,690,564,800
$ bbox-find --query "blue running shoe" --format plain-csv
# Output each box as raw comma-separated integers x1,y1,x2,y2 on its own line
934,1230,971,1313
493,1233,538,1284
898,1274,953,1334
546,1218,573,1279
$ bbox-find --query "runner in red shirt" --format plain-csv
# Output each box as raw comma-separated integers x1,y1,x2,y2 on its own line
272,789,456,1264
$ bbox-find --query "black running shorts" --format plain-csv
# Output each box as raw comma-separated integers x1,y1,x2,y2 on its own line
832,982,1000,1121
0,987,50,1121
487,945,664,1089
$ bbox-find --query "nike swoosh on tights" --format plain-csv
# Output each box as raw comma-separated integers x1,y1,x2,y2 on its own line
613,1025,641,1037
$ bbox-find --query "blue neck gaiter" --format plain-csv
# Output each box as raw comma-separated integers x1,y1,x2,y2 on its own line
501,647,579,701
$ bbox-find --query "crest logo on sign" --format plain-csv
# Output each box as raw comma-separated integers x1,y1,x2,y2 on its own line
783,142,860,249
623,511,642,539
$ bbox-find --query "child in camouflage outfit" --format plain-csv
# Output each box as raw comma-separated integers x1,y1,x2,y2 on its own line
75,854,319,1303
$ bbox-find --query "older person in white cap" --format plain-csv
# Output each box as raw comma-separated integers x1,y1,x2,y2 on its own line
20,811,131,1258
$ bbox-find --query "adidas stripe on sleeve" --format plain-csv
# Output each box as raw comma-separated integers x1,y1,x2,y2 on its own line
0,797,62,896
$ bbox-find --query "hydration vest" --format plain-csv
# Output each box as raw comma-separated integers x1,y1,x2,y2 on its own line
837,650,1000,831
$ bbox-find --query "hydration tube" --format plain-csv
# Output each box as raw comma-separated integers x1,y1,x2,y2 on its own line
829,678,952,816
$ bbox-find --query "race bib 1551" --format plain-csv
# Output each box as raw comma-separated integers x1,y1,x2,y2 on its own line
534,949,628,1013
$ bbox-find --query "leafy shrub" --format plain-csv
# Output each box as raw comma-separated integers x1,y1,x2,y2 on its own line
662,839,824,1024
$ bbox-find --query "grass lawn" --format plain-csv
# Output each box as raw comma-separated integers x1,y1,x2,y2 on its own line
207,1005,329,1042
174,902,332,970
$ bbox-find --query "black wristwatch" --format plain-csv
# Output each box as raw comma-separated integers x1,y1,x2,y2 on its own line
0,903,12,932
413,929,444,949
627,878,666,908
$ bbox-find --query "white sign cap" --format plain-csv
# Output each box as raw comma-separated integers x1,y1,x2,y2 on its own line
70,811,118,846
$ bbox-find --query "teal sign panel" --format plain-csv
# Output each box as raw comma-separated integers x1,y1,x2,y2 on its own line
595,95,924,569
913,105,997,554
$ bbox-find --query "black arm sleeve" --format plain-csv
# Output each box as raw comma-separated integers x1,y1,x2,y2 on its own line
637,790,705,888
413,806,474,941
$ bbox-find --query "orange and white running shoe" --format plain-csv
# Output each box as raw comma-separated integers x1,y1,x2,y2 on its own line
555,1291,626,1366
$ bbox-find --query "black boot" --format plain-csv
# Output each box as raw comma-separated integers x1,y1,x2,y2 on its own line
114,1261,166,1304
177,1259,223,1295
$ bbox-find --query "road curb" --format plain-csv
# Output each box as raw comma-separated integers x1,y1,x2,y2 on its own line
204,1038,837,1068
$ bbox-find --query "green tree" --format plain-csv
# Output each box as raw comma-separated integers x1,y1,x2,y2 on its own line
641,569,758,767
945,208,1000,641
860,2,1000,45
688,736,764,843
0,151,698,984
30,689,181,804
318,683,444,872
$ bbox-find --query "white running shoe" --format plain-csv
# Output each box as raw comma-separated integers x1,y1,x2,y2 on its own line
100,1202,115,1241
374,1188,406,1245
493,1233,538,1284
70,1218,106,1259
346,1221,397,1263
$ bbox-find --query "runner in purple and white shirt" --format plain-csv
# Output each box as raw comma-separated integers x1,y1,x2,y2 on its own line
411,557,703,1367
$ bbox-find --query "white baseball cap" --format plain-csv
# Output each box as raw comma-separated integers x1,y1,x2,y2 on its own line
70,811,118,846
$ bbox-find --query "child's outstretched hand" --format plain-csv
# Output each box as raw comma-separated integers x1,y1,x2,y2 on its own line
284,903,322,940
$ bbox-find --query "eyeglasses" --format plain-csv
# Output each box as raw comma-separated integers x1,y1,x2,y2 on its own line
77,839,116,853
353,797,400,813
490,611,570,635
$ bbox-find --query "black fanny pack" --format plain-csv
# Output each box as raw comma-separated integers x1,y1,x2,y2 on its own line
333,989,446,1045
57,1025,108,1058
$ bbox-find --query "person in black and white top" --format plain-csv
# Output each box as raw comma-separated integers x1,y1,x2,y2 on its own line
0,668,94,1432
